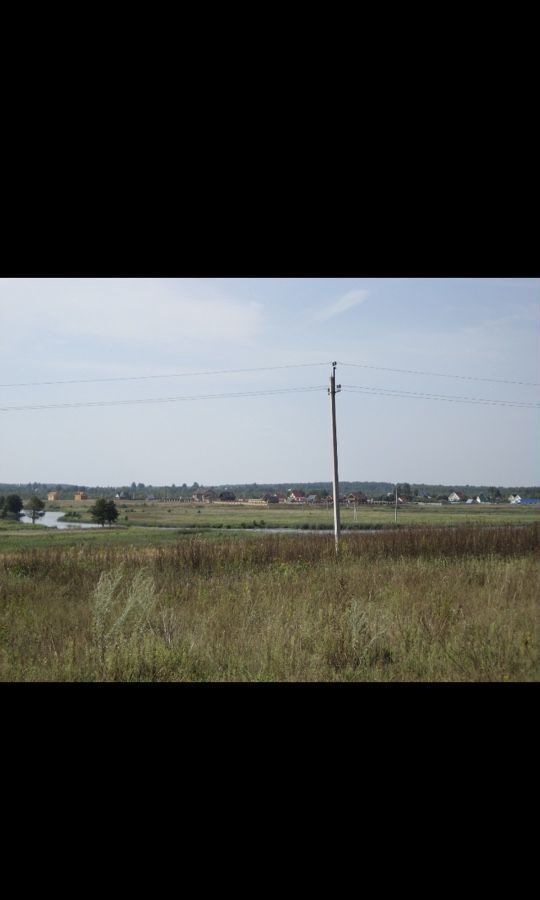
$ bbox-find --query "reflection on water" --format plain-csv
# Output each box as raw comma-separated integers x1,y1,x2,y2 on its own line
20,510,101,530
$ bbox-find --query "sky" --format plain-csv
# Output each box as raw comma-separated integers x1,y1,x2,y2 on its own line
1,278,539,487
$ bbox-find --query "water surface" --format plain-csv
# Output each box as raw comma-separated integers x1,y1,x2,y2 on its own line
20,511,101,530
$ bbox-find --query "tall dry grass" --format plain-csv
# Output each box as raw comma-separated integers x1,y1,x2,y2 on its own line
0,527,538,682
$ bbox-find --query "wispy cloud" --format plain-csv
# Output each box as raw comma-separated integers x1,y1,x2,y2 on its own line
316,289,369,321
0,279,265,349
460,302,540,337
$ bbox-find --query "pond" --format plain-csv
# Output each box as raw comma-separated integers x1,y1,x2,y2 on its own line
20,511,101,530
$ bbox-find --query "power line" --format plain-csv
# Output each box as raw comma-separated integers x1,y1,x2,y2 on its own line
1,381,537,413
0,385,328,413
2,358,537,391
0,361,332,389
342,385,540,408
343,385,540,408
339,361,540,387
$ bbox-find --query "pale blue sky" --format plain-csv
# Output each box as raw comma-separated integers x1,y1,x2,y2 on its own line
1,278,539,486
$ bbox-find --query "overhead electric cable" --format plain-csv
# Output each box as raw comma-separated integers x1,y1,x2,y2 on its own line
1,382,537,412
0,385,328,412
1,359,537,390
339,361,539,387
0,361,332,389
342,384,540,408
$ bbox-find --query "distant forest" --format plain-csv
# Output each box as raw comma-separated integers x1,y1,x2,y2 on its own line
2,481,540,500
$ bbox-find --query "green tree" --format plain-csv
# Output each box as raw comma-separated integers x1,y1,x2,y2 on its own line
90,498,109,527
5,494,23,517
26,495,45,524
104,500,118,526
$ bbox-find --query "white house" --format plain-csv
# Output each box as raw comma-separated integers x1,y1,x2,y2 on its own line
508,494,521,504
448,491,464,502
287,491,306,503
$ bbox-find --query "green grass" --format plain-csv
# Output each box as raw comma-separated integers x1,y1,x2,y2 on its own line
0,525,223,553
0,526,538,682
47,498,540,529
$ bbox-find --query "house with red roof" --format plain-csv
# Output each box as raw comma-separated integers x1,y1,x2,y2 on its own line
287,490,306,503
448,491,467,502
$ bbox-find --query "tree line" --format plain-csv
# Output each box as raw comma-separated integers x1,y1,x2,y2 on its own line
0,494,45,523
0,494,119,527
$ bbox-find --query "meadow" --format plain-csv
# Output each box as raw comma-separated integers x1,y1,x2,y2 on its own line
52,498,540,530
0,525,538,682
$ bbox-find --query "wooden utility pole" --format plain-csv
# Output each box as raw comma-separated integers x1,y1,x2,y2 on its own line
329,362,341,554
395,484,398,524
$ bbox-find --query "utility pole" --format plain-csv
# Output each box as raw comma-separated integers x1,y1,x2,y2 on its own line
329,362,341,554
395,484,398,525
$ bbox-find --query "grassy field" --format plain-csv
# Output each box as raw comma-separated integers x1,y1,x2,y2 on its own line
51,498,540,529
1,498,538,555
0,523,242,553
0,525,538,682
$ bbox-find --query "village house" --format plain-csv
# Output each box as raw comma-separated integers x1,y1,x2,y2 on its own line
508,494,521,504
346,492,368,505
192,489,217,503
74,491,88,501
218,491,236,502
47,491,60,501
262,493,279,504
287,490,306,503
448,491,467,502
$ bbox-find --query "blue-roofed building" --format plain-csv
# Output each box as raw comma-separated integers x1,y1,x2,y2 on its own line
519,498,540,505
